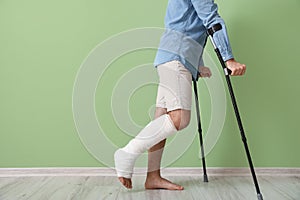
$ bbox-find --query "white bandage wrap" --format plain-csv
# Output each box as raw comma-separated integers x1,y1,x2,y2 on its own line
114,114,177,178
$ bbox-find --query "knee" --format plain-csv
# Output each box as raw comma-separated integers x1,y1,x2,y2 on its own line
168,110,190,131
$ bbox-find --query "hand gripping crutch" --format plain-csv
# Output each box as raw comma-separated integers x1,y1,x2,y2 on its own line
207,23,263,200
192,78,209,183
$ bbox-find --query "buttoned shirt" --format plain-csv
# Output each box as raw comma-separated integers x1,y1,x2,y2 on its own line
154,0,234,80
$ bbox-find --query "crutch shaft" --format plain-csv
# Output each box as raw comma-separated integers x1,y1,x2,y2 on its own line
207,23,263,200
193,79,208,182
224,67,262,197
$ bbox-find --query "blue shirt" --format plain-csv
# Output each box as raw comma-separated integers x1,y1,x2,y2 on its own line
154,0,234,80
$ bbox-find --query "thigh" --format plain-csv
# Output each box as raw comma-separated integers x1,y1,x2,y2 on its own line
156,60,192,112
154,107,167,119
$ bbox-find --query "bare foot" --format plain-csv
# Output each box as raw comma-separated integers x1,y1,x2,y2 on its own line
145,176,184,190
118,177,132,189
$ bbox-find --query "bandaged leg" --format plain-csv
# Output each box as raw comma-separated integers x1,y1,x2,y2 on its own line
114,114,177,178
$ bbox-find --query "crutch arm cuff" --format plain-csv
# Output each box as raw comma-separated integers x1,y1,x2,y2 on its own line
207,23,222,36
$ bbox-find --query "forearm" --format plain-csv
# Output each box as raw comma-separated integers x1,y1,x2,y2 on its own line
191,0,234,61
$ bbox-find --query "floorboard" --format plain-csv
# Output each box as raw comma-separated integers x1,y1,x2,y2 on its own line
0,175,299,200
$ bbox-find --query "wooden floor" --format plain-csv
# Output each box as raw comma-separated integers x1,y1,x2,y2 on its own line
0,175,299,200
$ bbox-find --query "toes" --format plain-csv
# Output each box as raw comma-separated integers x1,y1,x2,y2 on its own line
169,183,184,190
125,181,129,188
128,179,132,189
125,178,132,189
176,185,184,190
125,179,130,188
118,177,125,185
145,177,184,190
118,177,132,189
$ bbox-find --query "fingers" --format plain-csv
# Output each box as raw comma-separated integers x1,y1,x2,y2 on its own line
227,63,246,76
198,66,212,78
199,71,211,78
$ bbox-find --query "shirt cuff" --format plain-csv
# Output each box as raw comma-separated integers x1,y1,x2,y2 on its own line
211,22,234,61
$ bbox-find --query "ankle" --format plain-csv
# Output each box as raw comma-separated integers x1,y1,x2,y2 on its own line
146,170,161,180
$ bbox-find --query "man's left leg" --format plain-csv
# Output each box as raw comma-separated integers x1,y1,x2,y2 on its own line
146,107,167,181
144,61,192,190
145,108,190,190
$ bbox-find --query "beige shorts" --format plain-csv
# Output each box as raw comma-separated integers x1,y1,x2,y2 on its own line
156,60,192,112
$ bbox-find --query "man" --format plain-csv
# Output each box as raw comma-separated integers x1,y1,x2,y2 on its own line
114,0,246,190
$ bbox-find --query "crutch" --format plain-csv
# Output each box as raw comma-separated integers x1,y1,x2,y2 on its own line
207,23,263,200
193,78,209,183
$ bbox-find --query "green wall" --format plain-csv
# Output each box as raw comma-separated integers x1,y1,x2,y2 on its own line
0,0,299,168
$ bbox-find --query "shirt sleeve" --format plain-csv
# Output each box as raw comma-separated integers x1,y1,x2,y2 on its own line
190,0,234,61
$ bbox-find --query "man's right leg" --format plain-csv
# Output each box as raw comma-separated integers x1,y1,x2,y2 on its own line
115,107,190,189
114,112,177,189
117,107,167,189
114,60,192,189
